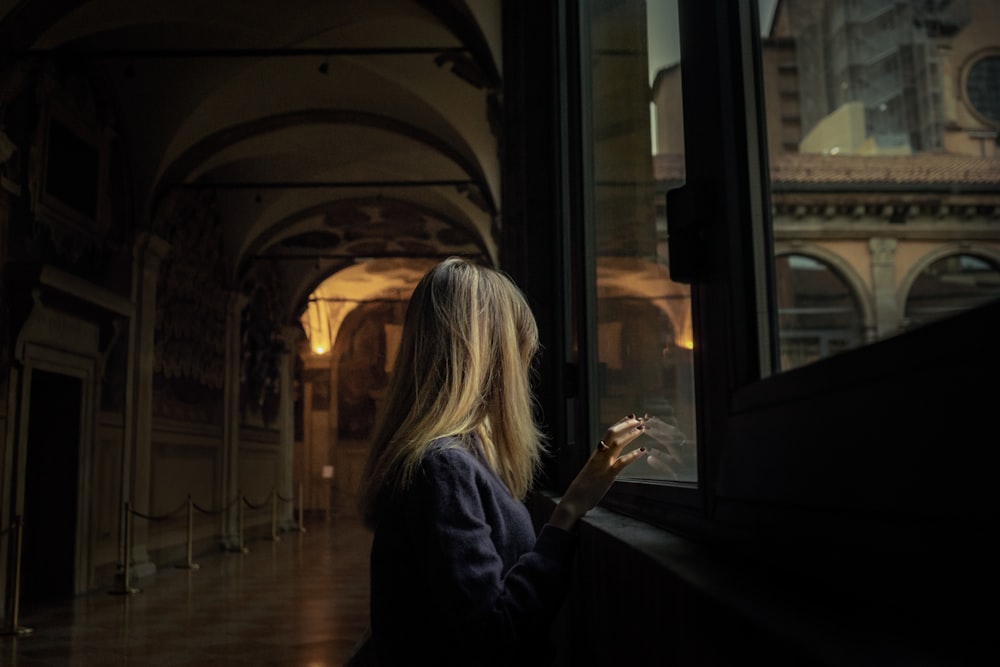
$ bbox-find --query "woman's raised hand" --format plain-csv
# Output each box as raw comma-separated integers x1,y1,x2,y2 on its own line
548,414,647,531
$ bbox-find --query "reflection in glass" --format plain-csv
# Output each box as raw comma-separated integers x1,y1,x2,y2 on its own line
761,0,1000,371
585,0,695,482
775,253,864,371
905,254,1000,329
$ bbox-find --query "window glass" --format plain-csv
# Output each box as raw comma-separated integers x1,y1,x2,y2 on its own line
760,0,1000,369
775,253,865,371
965,54,1000,124
904,253,1000,329
584,0,695,482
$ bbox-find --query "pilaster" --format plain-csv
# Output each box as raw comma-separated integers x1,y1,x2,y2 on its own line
277,326,300,530
220,291,249,550
869,237,900,338
125,231,170,578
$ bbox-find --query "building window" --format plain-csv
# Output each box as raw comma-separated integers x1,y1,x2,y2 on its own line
904,253,1000,329
763,0,998,371
965,54,1000,124
775,253,864,371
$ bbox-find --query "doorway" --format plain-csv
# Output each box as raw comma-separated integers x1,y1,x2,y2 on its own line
20,368,82,607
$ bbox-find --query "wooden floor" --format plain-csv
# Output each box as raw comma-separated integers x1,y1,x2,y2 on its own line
1,512,372,666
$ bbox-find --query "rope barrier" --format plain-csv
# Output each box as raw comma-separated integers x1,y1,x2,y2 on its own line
193,494,241,516
108,485,300,594
1,483,309,622
129,497,189,523
242,488,274,511
0,480,312,634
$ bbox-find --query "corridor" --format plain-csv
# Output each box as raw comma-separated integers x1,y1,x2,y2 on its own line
0,514,372,666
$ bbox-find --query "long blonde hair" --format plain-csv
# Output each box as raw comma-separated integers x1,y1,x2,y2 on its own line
359,257,545,528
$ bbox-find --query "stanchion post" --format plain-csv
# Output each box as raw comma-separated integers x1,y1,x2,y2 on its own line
270,489,280,542
237,489,249,554
110,501,141,595
298,481,307,533
177,494,200,570
2,515,34,636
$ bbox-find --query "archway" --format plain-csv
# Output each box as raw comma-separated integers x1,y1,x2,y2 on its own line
774,253,866,371
903,252,1000,330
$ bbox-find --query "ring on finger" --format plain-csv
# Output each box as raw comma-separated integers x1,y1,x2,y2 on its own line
597,440,610,452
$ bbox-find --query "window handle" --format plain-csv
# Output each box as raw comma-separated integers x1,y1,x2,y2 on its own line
666,180,713,284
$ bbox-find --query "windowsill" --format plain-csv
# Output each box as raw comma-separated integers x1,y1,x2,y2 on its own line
531,492,990,665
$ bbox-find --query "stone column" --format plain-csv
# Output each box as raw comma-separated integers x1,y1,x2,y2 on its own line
125,232,170,578
220,291,248,550
870,237,900,339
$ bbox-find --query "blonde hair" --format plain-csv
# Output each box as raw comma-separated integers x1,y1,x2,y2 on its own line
360,257,545,528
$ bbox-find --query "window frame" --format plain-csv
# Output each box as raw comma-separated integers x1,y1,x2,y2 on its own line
484,9,1000,660
515,0,999,568
567,0,777,534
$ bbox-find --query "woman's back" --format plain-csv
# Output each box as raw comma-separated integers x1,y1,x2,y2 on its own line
370,436,573,666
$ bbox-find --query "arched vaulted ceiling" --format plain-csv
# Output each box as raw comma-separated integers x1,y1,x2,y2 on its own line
2,0,502,321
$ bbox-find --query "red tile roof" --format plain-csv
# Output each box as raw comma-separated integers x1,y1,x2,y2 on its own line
654,152,1000,186
769,153,1000,186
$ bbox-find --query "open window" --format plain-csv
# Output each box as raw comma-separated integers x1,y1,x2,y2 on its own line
565,0,1000,559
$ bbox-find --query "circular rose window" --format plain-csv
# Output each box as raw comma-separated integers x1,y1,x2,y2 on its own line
966,55,1000,124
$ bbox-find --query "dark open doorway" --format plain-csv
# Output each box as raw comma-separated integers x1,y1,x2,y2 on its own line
20,368,82,607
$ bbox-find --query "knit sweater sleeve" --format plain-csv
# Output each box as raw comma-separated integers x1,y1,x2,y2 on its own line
403,446,575,660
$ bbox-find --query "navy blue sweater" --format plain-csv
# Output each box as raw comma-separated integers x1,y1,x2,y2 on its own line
370,436,576,666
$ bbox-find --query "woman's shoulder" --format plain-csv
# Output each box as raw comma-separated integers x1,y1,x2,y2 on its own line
423,435,479,466
420,434,495,479
416,435,514,510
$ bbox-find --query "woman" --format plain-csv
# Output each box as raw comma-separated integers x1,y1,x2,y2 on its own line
358,257,647,666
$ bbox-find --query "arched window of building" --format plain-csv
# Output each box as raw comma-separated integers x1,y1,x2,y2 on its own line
904,253,1000,330
775,253,864,371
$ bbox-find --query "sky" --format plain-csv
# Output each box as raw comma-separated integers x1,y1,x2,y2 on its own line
647,0,781,79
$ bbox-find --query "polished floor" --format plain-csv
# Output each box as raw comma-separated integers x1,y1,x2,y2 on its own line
0,512,372,666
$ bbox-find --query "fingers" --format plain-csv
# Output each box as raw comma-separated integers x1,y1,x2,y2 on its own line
594,414,650,476
611,446,647,472
598,414,646,455
645,448,678,479
558,415,651,520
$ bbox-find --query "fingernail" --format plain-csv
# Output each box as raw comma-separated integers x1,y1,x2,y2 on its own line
627,413,636,419
637,424,645,431
639,447,647,452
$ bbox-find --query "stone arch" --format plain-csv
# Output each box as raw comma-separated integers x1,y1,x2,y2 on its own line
773,241,876,341
897,243,1000,328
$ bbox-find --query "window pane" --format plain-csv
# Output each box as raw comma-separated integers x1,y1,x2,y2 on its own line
775,253,865,370
584,0,695,482
760,0,1000,370
904,253,1000,328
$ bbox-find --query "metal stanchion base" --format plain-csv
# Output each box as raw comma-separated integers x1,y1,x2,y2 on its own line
1,625,33,637
109,586,142,596
176,562,200,570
